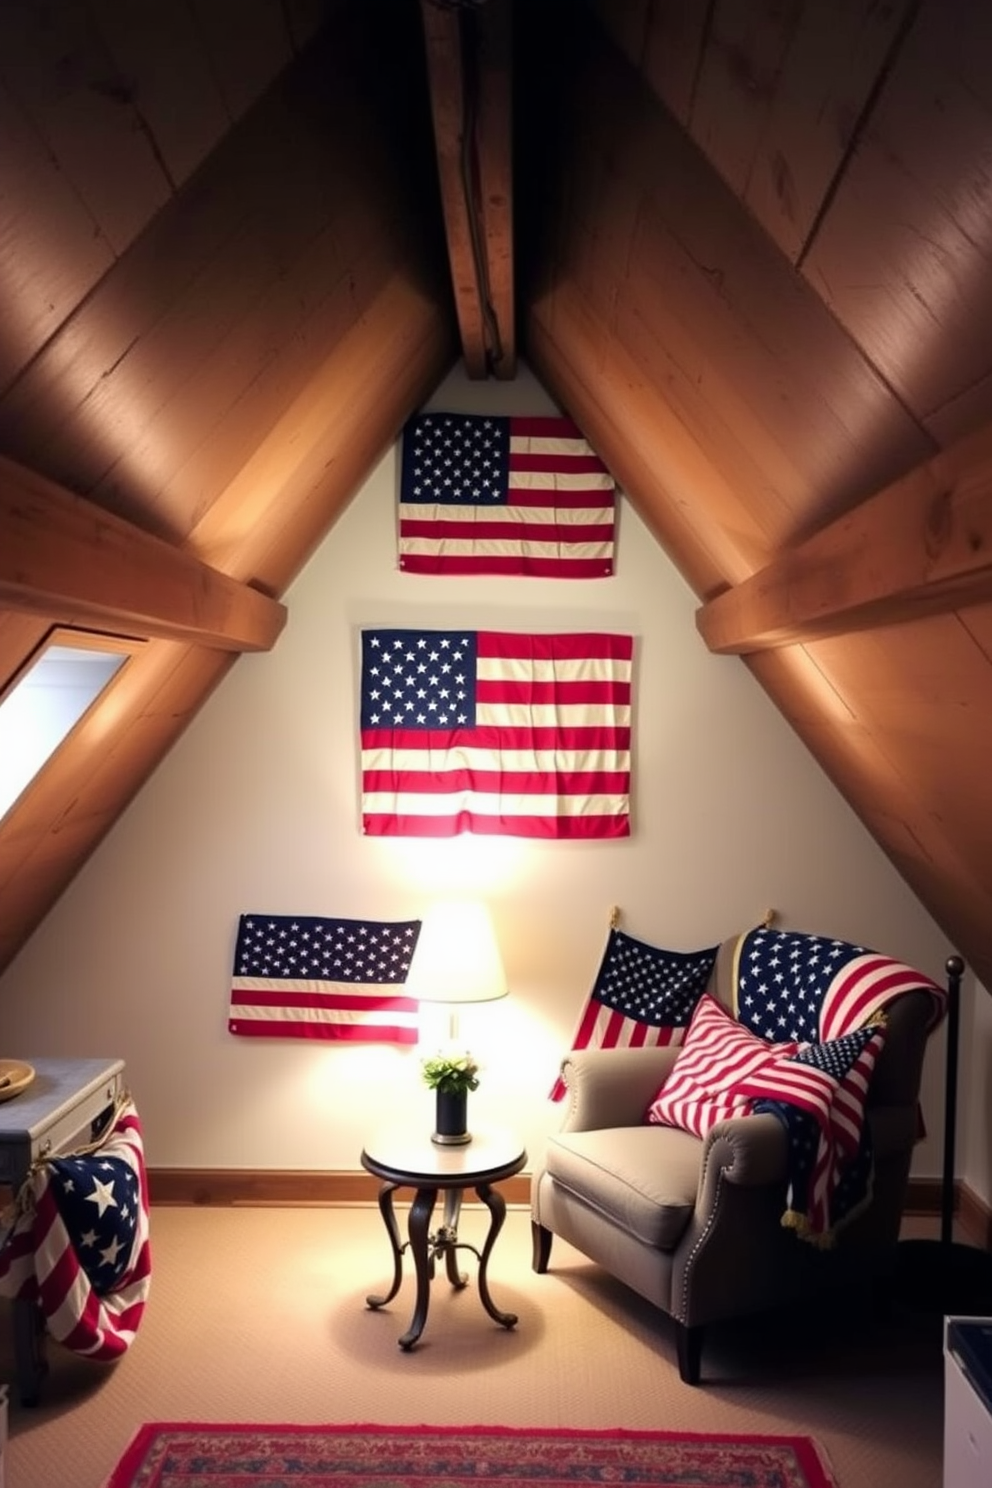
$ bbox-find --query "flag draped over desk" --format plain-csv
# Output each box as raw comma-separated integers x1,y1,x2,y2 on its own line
360,627,633,839
0,1096,151,1360
398,412,616,578
229,913,422,1042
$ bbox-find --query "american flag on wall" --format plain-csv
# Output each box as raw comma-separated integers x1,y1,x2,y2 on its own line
398,412,616,578
360,628,633,839
229,914,422,1043
0,1097,151,1360
550,928,718,1100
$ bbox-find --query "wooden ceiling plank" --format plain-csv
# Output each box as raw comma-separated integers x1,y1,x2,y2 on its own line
186,0,293,124
696,419,992,654
741,0,917,262
189,271,457,586
0,16,438,539
89,0,232,188
640,0,709,127
0,457,286,652
686,0,801,203
0,82,115,394
526,286,757,597
0,612,50,696
746,645,992,985
802,1,992,422
524,18,933,557
0,0,172,256
420,1,488,377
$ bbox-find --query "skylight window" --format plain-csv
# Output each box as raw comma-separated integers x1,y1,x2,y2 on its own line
0,630,136,822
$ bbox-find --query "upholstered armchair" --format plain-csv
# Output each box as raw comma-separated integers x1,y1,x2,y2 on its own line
530,932,944,1384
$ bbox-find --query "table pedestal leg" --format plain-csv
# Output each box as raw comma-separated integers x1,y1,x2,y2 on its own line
440,1188,468,1288
399,1186,437,1349
365,1182,404,1309
476,1182,518,1329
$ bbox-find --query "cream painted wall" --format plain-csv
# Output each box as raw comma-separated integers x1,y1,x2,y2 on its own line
962,978,992,1205
0,363,961,1184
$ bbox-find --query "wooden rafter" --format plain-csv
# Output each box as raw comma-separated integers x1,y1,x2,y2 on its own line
696,421,992,654
420,0,515,379
0,457,286,653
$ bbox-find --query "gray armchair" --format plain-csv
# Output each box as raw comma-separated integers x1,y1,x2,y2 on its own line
530,936,941,1383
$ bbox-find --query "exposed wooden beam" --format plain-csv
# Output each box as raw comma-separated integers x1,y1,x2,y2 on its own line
696,420,992,654
420,0,515,379
0,456,286,652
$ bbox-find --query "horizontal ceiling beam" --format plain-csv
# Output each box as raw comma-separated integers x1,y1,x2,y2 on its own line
696,420,992,654
0,457,286,652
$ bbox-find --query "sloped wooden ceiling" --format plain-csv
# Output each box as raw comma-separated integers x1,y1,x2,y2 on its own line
516,0,992,989
0,0,458,974
2,0,992,992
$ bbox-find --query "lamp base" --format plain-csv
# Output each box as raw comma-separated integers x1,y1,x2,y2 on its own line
431,1129,472,1146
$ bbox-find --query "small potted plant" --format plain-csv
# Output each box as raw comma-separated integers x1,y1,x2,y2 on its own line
422,1052,479,1146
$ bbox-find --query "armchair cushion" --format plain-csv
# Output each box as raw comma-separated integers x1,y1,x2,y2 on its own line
546,1127,700,1248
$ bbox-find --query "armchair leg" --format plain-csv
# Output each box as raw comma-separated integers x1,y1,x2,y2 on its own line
531,1220,553,1273
675,1322,704,1385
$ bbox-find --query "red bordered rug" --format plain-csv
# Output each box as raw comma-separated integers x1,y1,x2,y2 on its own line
103,1421,838,1487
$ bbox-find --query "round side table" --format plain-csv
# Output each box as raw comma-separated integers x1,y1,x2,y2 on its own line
360,1126,526,1349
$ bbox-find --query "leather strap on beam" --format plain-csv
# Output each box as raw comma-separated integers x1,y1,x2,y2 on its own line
0,457,286,653
696,421,992,654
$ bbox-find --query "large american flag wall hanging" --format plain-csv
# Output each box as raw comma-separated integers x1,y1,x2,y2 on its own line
359,627,633,839
398,412,616,578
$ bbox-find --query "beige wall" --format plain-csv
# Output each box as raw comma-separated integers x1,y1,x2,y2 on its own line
0,363,963,1186
962,979,992,1204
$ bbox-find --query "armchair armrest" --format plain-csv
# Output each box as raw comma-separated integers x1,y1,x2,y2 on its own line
700,1113,790,1195
556,1045,680,1132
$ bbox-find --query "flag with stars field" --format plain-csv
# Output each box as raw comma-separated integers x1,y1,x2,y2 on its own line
229,913,422,1043
0,1096,151,1360
550,928,719,1100
398,412,616,578
731,924,946,1239
732,926,946,1043
360,628,633,839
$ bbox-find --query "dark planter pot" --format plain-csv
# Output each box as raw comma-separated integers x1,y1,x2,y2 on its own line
432,1087,471,1146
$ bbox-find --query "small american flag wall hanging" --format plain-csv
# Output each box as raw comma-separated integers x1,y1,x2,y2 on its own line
229,914,422,1043
398,411,616,578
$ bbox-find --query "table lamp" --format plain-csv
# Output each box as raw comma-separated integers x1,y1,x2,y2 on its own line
406,899,508,1145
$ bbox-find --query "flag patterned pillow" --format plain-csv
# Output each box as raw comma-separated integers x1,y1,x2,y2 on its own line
645,993,792,1137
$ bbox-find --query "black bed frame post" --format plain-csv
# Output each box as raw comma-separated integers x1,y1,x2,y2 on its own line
941,954,965,1248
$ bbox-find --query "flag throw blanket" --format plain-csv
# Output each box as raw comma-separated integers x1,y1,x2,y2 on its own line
731,926,947,1242
0,1095,150,1360
104,1422,838,1488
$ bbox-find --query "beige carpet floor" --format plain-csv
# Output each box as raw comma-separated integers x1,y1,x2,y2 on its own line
1,1204,947,1488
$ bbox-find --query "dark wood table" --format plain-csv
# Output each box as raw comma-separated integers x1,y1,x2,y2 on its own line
361,1126,526,1349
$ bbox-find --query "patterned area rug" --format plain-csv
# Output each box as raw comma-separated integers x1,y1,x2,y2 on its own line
104,1421,838,1487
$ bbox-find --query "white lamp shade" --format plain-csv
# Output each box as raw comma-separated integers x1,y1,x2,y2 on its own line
406,899,508,1006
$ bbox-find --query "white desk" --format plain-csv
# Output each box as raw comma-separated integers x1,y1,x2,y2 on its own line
944,1316,992,1488
0,1056,126,1405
